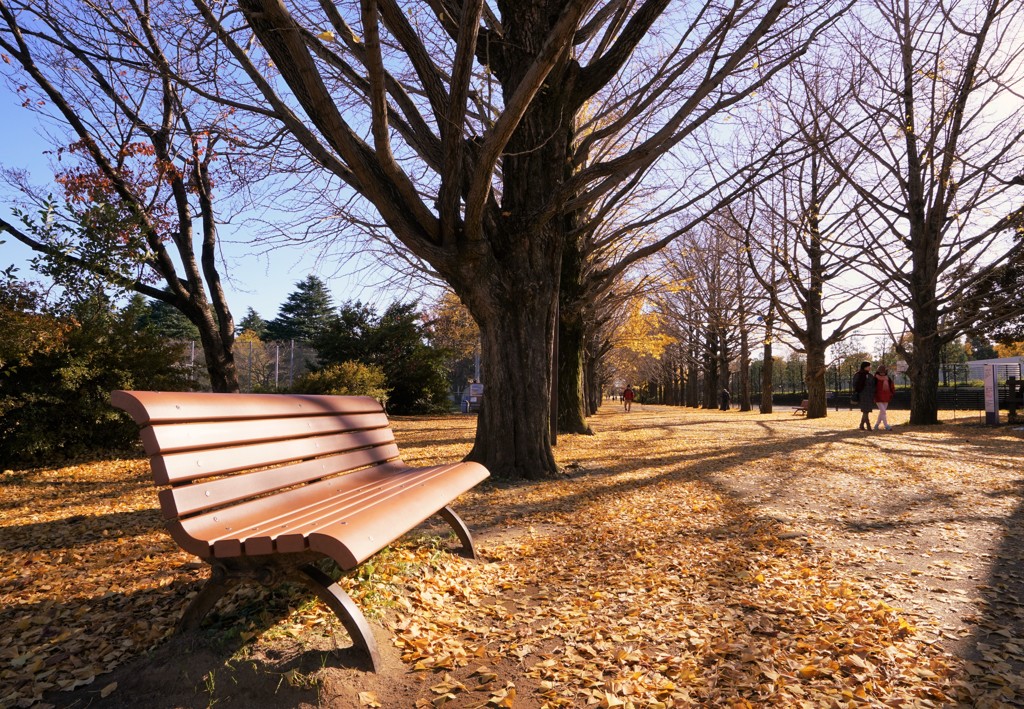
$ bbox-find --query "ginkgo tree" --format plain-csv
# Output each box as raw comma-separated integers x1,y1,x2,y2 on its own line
194,0,850,478
606,291,676,395
657,217,758,410
810,0,1024,424
728,63,884,419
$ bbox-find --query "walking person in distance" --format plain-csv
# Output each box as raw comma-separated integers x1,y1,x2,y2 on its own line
873,365,896,430
853,361,876,431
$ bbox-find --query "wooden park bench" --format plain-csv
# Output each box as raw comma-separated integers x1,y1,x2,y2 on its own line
792,399,809,415
111,390,490,671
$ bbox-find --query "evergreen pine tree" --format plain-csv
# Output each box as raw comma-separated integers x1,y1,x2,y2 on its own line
139,297,201,340
266,276,338,342
237,307,269,339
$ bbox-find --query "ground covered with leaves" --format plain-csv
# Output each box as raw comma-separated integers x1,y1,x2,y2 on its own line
2,404,1023,707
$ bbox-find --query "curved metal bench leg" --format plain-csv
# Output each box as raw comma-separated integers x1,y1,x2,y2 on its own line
438,505,479,560
178,564,237,632
298,563,381,672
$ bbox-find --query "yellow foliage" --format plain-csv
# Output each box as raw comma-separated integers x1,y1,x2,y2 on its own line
994,341,1024,357
426,290,479,359
614,297,676,359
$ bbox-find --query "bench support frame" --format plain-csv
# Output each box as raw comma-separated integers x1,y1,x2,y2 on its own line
178,555,381,671
298,563,380,670
438,505,479,560
175,506,479,671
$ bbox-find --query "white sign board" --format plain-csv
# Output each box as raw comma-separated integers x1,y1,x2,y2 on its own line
983,364,999,425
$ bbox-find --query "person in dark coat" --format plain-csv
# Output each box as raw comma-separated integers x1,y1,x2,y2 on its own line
719,388,731,411
852,361,876,430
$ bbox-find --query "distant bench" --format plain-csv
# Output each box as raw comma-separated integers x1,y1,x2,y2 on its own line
111,390,490,671
792,399,809,415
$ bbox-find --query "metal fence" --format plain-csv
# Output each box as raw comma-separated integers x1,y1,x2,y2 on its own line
934,361,1021,411
177,339,318,392
746,360,1021,413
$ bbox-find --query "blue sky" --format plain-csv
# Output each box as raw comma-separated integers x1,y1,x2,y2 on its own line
0,81,392,321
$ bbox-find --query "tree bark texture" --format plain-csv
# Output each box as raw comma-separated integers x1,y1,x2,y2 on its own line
804,344,827,418
557,231,592,434
760,330,774,414
467,275,560,479
907,311,941,425
557,315,593,434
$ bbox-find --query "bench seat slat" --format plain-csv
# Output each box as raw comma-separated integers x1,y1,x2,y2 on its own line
308,461,490,568
250,466,454,556
111,390,384,425
158,442,403,518
141,411,391,455
249,464,471,552
161,462,401,559
167,461,487,569
174,462,432,553
167,462,409,555
152,427,397,484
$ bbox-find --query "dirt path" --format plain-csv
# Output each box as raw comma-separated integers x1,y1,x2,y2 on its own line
7,404,1023,707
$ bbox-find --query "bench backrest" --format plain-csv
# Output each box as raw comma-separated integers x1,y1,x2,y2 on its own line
111,391,401,526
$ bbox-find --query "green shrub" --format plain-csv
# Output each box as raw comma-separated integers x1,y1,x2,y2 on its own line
314,300,453,414
291,361,389,405
0,292,193,465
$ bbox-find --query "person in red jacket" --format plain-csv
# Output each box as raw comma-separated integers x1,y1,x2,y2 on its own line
623,385,635,412
873,364,896,430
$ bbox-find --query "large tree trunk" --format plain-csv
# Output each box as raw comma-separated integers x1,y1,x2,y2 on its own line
456,232,563,476
557,312,592,434
474,3,577,468
803,191,828,418
908,312,941,425
903,171,942,424
467,276,559,479
802,311,827,418
805,343,827,418
557,232,592,433
760,326,774,414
